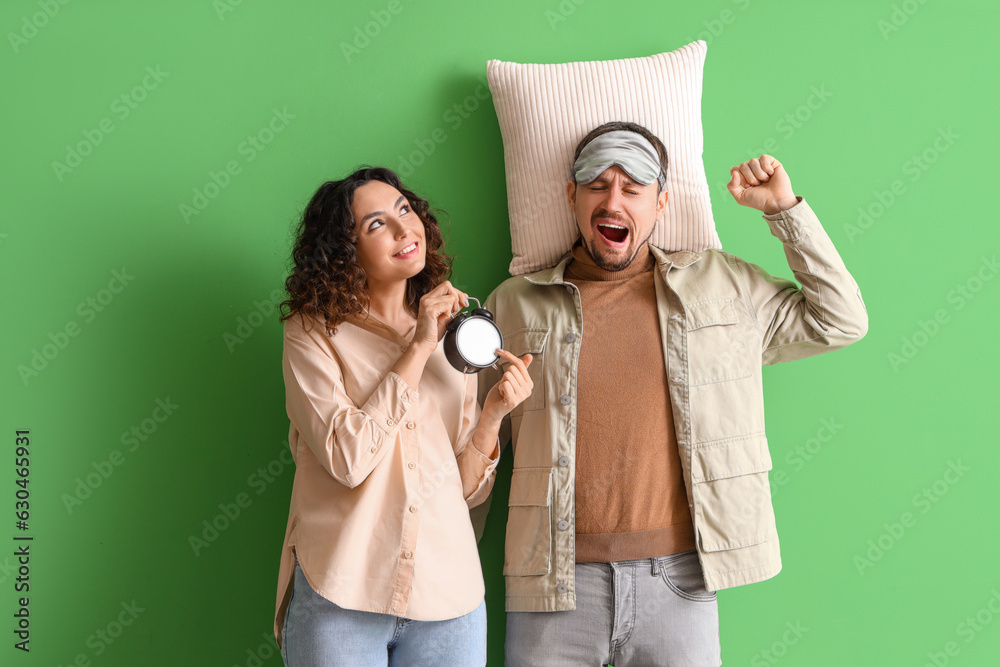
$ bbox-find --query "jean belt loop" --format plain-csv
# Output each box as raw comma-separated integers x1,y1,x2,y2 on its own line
650,557,659,577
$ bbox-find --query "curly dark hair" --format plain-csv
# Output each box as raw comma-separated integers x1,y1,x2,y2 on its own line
279,166,451,335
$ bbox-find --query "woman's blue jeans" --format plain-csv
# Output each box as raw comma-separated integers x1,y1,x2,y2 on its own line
280,557,486,666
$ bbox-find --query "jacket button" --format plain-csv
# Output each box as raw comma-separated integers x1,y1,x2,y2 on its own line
558,456,570,467
557,520,569,531
559,395,571,406
556,583,568,594
564,332,576,343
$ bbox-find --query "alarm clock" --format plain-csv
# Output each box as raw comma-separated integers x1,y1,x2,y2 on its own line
443,297,503,374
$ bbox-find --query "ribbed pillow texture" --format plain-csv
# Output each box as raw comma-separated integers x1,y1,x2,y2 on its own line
487,40,721,276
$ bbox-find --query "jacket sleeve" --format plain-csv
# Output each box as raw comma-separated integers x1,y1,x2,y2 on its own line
282,321,417,488
737,197,869,365
453,372,501,510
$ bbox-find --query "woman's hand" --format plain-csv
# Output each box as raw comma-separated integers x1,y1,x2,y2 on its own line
482,349,534,422
411,280,469,353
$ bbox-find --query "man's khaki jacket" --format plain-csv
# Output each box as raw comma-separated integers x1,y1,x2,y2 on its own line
473,198,868,613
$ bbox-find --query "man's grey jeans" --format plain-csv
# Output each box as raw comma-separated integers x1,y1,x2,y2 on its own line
506,550,721,666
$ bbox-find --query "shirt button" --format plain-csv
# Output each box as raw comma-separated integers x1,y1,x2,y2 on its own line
400,345,408,352
406,422,415,430
564,332,576,343
370,445,378,453
403,550,412,559
558,456,570,467
556,583,568,594
407,462,416,469
557,520,569,531
387,418,395,426
409,505,418,513
559,395,571,406
670,377,682,384
402,394,409,403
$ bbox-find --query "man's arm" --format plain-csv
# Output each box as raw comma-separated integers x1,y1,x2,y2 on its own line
728,156,869,364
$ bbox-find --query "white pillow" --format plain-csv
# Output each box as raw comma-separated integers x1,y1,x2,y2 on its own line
487,41,721,276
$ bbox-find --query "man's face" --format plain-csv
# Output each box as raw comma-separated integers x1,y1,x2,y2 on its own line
567,165,668,271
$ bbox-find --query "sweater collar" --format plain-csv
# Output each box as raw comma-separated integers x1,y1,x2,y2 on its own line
565,241,655,281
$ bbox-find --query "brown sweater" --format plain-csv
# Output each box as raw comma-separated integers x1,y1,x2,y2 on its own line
564,242,695,562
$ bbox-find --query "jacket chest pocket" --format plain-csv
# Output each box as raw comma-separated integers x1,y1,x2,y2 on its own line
685,299,752,386
503,467,553,576
500,328,548,413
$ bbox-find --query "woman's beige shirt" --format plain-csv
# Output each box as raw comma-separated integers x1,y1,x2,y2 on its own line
273,312,499,644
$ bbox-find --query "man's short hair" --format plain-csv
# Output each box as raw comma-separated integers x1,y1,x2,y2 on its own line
572,121,669,191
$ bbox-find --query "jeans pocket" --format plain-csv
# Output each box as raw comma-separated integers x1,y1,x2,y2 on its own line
659,551,717,602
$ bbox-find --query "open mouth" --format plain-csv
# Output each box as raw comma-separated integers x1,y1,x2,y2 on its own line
597,223,629,245
394,242,419,258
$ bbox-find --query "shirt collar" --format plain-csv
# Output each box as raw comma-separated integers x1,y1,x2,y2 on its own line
524,244,702,285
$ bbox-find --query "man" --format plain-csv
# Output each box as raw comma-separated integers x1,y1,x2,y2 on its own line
477,121,868,666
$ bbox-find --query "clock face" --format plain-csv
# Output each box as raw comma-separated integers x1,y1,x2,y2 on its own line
455,317,503,367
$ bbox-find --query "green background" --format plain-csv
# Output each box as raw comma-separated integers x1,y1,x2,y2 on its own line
2,0,997,665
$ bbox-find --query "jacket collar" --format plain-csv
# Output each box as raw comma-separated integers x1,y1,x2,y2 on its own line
523,244,703,286
650,245,702,269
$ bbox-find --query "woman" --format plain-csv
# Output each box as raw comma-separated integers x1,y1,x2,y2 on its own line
273,166,532,666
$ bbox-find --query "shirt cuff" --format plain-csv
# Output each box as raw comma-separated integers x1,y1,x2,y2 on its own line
762,196,820,244
361,371,418,435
